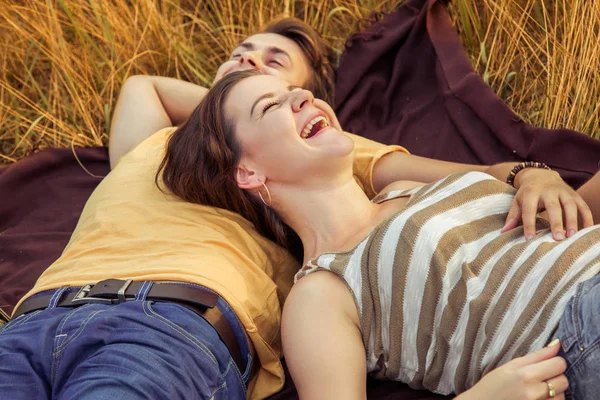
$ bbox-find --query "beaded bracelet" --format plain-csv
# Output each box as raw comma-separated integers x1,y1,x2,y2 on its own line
506,161,552,187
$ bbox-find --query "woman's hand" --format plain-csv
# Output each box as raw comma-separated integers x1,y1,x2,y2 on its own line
457,340,568,400
502,168,593,240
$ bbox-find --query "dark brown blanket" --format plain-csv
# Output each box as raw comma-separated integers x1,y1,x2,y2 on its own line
335,0,600,189
0,147,109,319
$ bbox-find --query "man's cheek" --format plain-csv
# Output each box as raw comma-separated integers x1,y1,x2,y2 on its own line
214,61,238,82
261,66,281,78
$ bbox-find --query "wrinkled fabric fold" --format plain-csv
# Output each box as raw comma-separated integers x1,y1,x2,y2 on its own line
336,0,600,189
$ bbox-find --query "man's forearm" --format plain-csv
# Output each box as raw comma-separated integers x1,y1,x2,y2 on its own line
109,76,173,168
371,150,529,193
108,75,208,168
146,76,208,126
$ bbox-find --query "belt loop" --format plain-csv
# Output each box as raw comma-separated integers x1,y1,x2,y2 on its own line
47,287,69,309
135,281,153,301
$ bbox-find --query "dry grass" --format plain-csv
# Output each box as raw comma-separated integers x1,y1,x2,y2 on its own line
449,0,600,136
0,0,598,164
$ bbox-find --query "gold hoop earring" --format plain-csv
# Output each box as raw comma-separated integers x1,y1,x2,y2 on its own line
257,180,272,207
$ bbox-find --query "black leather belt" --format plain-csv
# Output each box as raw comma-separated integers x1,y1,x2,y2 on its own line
13,279,246,372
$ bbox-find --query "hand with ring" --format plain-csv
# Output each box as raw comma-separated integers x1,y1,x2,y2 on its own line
457,339,569,400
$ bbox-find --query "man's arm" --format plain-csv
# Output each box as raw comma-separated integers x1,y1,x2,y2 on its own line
372,151,496,190
109,76,208,168
372,150,593,241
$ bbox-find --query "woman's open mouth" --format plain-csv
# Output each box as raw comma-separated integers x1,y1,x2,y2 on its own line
301,116,330,139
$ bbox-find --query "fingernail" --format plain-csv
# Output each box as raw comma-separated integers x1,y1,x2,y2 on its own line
555,232,564,240
526,234,534,240
568,229,576,237
547,338,560,347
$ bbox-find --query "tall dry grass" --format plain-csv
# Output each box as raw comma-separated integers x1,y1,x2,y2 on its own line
450,0,600,136
0,0,598,165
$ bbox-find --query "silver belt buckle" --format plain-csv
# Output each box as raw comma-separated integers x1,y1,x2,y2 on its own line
117,279,133,303
71,284,113,305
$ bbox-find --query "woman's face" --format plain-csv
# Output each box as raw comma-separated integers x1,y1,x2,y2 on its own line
225,74,354,186
214,33,312,88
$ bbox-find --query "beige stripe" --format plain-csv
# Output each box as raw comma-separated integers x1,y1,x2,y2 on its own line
430,229,525,391
487,230,600,369
385,179,509,383
418,214,506,390
405,172,466,207
328,253,351,277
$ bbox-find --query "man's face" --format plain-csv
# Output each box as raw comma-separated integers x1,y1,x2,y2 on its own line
214,33,312,88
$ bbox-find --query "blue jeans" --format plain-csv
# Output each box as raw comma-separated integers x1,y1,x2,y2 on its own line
0,282,251,400
555,274,600,400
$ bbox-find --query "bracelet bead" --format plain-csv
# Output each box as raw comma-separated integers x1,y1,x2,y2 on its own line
506,161,552,187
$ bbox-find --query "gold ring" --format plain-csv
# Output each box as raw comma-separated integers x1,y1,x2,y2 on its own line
547,381,556,398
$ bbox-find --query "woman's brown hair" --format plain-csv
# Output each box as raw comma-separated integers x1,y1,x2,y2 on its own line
156,70,303,261
262,17,337,105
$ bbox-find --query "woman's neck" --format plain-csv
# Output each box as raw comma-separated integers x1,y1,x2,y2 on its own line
273,176,380,264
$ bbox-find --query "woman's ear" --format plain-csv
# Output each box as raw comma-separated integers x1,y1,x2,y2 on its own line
236,164,265,190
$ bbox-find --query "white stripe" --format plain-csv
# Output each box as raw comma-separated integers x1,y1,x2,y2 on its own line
294,253,336,282
367,320,379,371
342,240,369,316
397,192,513,383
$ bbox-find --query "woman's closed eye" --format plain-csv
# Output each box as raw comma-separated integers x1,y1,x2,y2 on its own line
262,101,280,114
269,59,283,67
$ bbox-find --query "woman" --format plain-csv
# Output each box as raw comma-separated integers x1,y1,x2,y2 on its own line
159,70,600,399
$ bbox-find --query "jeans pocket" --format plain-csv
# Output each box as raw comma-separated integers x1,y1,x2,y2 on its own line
144,301,246,397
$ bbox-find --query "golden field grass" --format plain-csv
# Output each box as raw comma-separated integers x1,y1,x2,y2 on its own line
0,0,599,165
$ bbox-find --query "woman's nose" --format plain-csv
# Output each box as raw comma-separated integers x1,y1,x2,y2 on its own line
291,90,315,112
239,51,263,70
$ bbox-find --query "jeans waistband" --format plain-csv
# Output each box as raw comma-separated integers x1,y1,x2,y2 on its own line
23,281,254,384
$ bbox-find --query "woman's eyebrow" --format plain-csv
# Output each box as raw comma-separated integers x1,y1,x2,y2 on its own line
250,86,302,117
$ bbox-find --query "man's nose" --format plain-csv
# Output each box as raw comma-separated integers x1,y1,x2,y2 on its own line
239,51,263,69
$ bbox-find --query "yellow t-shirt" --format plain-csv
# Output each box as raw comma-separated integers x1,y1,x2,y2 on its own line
16,127,408,399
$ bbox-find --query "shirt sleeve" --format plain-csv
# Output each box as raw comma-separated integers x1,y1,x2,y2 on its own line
347,132,410,199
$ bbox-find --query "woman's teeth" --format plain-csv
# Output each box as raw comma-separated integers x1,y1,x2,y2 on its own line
301,116,329,139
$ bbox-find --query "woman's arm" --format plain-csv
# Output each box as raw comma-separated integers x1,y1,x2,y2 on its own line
109,76,208,168
457,340,568,400
282,272,366,400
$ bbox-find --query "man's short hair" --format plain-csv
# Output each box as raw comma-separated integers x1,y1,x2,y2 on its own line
262,18,337,105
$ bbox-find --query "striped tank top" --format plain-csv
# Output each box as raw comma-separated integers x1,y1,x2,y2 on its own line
294,172,600,395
